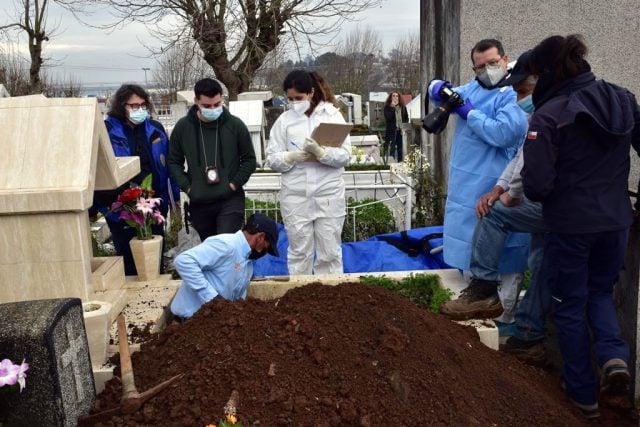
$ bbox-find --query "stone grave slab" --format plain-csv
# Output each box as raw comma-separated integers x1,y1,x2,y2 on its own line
0,298,95,426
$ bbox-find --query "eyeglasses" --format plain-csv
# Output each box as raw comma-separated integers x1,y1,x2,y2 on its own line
125,103,148,111
472,57,503,73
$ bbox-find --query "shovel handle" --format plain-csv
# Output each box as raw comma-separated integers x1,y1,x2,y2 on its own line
117,314,138,396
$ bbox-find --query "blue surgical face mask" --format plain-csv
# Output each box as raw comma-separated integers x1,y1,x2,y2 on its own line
200,105,223,121
517,94,534,114
128,108,148,125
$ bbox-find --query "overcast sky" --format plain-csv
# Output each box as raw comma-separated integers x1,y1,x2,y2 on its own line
0,0,419,88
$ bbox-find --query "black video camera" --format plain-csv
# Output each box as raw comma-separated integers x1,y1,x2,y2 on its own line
422,84,465,134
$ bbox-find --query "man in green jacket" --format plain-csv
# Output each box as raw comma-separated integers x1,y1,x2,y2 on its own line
168,78,257,240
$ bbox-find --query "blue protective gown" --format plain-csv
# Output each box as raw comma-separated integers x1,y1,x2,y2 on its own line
441,79,529,272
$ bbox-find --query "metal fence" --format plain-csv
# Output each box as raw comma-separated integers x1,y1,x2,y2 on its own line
244,170,412,241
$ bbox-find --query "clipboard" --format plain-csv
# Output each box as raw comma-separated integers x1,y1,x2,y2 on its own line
310,123,353,147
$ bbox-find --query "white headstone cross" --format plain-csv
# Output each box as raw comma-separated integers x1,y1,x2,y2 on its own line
61,321,87,401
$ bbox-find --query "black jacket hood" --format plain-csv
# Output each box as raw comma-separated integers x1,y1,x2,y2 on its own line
534,71,635,137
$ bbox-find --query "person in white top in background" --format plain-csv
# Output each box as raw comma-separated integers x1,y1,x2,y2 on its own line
265,70,351,275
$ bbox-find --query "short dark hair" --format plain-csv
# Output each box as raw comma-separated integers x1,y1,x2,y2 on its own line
194,78,223,99
470,39,505,64
107,84,154,120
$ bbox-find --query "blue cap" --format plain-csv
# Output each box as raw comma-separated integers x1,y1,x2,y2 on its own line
245,213,279,256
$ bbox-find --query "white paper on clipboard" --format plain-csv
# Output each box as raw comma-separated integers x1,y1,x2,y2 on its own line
310,123,353,147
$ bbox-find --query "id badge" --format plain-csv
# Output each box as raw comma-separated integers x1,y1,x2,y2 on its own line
205,166,220,184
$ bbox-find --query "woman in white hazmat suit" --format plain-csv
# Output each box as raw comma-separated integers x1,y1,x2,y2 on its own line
266,70,351,275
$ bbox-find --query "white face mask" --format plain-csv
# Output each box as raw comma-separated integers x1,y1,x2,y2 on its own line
477,64,507,87
290,100,310,116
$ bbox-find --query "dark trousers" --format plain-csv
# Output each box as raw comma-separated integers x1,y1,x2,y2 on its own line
106,217,165,276
544,229,630,405
385,131,403,162
189,191,245,241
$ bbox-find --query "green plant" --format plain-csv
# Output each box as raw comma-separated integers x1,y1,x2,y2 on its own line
522,270,531,290
164,208,182,251
394,150,445,227
359,273,452,313
344,164,390,172
244,198,280,223
342,198,396,242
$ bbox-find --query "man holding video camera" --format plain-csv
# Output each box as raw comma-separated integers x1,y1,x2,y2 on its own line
426,39,529,320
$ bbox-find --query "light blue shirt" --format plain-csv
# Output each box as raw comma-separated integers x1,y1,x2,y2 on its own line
436,79,530,272
170,230,253,319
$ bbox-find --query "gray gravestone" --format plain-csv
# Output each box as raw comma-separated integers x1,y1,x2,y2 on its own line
0,298,95,426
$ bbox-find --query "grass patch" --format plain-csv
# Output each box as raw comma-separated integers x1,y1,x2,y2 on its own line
359,273,453,313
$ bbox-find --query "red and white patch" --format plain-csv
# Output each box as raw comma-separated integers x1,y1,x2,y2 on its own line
527,131,538,140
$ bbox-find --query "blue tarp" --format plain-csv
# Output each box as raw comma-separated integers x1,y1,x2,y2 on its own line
253,224,450,276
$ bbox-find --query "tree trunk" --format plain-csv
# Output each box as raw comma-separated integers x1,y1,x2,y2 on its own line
28,35,43,95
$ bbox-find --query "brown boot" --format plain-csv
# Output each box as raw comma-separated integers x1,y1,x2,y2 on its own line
500,336,548,366
440,279,503,320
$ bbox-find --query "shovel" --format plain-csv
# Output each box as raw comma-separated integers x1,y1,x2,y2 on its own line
78,315,183,425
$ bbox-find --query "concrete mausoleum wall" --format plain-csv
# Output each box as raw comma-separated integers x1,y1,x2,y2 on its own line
458,0,640,188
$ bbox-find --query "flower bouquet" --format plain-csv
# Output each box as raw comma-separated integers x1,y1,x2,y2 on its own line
110,174,165,240
0,358,29,394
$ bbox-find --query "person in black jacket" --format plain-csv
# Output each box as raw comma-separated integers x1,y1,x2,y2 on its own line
383,91,409,162
521,34,640,418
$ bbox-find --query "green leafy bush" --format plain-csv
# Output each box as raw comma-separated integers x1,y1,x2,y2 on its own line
244,198,280,222
359,273,453,313
342,197,396,242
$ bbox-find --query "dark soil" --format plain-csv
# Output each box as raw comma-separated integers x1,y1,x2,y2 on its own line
91,283,636,426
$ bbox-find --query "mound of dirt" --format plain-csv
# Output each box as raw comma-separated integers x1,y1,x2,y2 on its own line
91,282,629,426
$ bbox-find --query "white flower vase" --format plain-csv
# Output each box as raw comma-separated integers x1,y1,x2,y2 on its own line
129,235,163,281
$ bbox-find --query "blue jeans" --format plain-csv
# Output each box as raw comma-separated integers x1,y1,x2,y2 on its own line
470,198,547,341
545,230,630,405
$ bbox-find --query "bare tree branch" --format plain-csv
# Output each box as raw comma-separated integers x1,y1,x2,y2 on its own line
60,0,384,98
0,0,63,94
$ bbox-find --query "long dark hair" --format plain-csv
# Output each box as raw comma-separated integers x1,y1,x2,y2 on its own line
107,84,154,120
384,91,405,108
283,69,338,111
526,34,589,83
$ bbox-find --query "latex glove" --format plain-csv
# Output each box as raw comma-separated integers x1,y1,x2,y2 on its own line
475,186,504,218
427,79,452,101
455,99,474,120
303,137,325,158
283,151,310,164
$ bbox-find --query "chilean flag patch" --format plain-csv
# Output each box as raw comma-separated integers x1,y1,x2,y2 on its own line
527,131,538,140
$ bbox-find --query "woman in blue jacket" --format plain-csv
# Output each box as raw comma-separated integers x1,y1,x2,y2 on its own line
522,34,640,418
94,84,180,276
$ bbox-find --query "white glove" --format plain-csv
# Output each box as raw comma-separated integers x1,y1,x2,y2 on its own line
303,137,325,158
283,151,310,164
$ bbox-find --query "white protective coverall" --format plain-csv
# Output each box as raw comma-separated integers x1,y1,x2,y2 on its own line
266,101,351,275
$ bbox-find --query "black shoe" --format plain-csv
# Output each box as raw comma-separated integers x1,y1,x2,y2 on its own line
500,336,547,366
601,358,631,395
440,279,503,320
570,399,600,419
600,358,632,409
